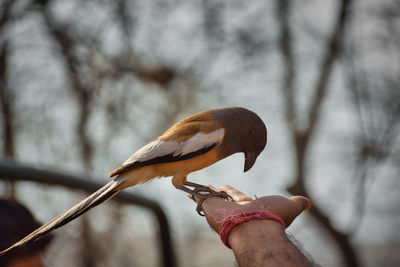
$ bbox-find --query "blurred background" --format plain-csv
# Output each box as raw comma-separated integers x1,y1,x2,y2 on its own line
0,0,399,266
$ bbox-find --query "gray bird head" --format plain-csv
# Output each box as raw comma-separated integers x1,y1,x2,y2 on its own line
213,107,267,172
243,131,266,172
242,113,267,172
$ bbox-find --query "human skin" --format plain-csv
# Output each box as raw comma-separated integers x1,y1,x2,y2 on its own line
191,185,313,267
6,253,44,267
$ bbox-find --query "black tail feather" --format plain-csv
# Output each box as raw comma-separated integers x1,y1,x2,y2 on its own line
0,179,123,255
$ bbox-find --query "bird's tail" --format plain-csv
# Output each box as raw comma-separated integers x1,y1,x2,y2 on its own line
0,178,125,256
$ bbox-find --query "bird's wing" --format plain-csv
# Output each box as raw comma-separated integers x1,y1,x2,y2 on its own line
109,128,225,177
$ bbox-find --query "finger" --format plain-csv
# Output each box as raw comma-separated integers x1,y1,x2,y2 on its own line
205,184,217,191
219,184,235,191
188,193,196,201
188,192,208,203
219,185,253,203
288,196,311,211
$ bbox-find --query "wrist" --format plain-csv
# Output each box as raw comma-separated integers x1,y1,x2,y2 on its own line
228,219,313,267
228,219,286,249
218,211,286,248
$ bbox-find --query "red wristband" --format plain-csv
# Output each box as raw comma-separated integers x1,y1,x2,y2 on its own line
218,211,286,248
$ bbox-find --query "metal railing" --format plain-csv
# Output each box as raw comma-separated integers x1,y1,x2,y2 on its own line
0,160,177,267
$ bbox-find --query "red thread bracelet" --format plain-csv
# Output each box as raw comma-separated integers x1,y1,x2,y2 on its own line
218,211,286,248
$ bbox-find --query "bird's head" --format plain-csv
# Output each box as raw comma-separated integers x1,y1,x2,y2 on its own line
214,107,267,172
242,115,267,172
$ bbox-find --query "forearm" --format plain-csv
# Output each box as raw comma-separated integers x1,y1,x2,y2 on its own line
228,220,312,267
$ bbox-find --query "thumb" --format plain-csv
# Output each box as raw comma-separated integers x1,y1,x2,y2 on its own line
288,196,311,212
279,196,311,227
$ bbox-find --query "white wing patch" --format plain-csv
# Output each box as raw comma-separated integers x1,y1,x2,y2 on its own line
173,128,225,156
123,128,225,165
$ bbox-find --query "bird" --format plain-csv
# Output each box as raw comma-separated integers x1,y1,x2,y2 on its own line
0,107,267,255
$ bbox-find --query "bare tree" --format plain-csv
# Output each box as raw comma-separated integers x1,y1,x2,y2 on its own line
275,0,360,266
35,1,99,265
344,0,400,233
0,0,16,198
28,0,191,265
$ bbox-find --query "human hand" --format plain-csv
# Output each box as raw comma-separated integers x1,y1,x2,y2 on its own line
189,185,311,233
190,185,313,266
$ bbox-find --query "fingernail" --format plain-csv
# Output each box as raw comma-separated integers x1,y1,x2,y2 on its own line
290,196,311,210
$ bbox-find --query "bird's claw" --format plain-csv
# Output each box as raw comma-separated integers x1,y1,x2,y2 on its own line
193,190,233,216
176,183,233,216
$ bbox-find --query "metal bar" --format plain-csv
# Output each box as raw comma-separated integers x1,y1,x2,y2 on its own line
0,160,177,267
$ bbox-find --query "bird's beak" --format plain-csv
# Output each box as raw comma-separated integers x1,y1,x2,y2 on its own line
244,151,256,172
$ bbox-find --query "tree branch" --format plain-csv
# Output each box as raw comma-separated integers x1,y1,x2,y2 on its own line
276,0,297,135
306,0,352,140
276,0,359,266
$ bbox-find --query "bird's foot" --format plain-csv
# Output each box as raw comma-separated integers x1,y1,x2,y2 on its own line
186,181,233,202
193,190,232,216
177,183,232,216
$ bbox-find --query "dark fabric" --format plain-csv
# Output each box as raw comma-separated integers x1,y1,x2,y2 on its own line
0,199,53,265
